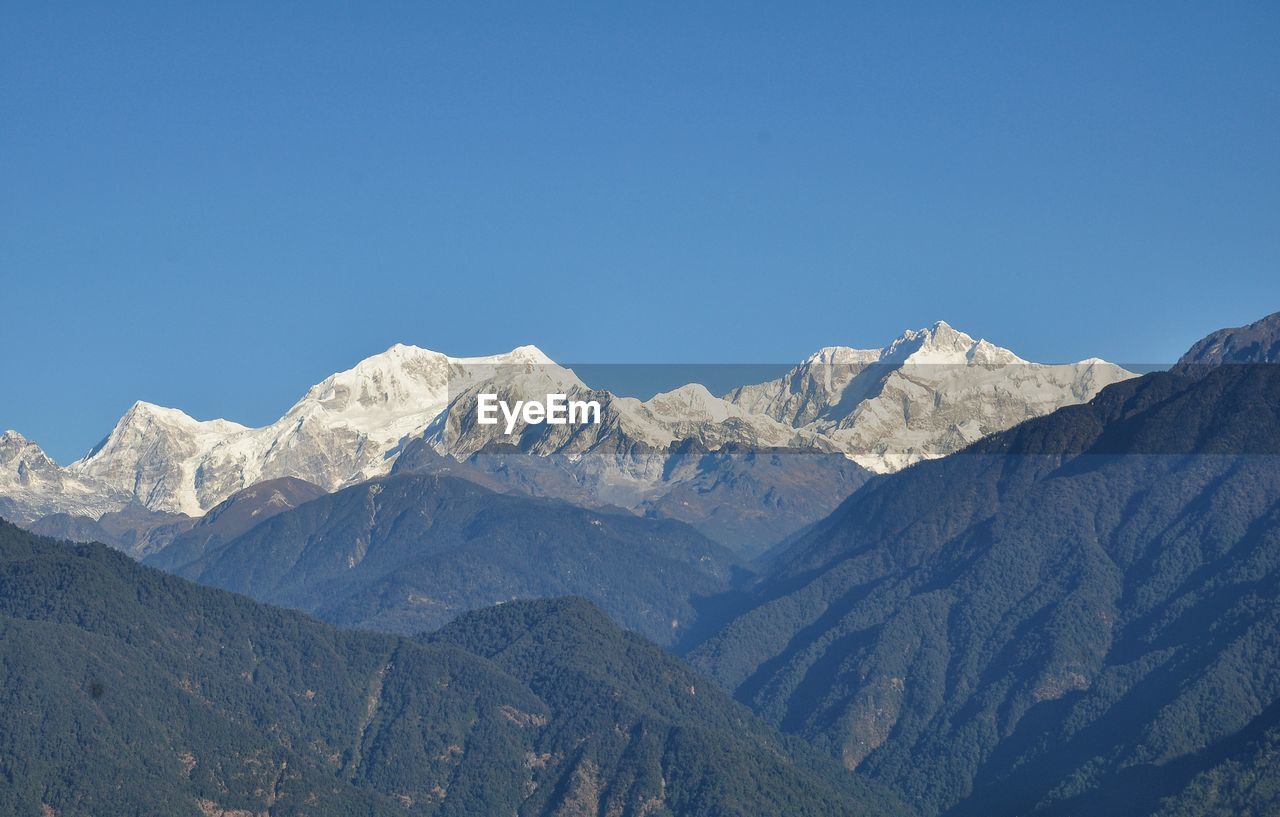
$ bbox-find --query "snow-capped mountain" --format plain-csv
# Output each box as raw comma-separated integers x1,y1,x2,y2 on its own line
66,344,557,516
387,323,1133,549
429,376,830,462
1,324,1134,543
417,370,836,512
725,321,1135,472
426,321,1132,487
0,430,134,525
68,403,251,515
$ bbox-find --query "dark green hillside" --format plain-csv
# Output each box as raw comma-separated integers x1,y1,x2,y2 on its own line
0,520,544,817
691,360,1280,817
1150,705,1280,817
0,520,896,816
429,597,909,817
160,473,739,645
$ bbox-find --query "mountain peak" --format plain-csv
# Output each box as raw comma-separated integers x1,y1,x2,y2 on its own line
341,342,555,376
111,401,249,438
643,383,737,423
0,430,50,465
652,382,717,401
803,346,883,366
722,322,1133,472
880,321,979,363
305,342,559,414
918,319,974,345
385,342,424,353
124,400,194,422
1178,311,1280,365
347,343,446,372
504,344,554,365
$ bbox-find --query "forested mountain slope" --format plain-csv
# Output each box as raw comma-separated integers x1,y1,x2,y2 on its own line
428,597,909,817
692,357,1280,816
0,520,902,817
159,473,740,645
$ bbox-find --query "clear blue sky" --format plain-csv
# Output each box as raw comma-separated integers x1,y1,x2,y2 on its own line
3,2,1278,462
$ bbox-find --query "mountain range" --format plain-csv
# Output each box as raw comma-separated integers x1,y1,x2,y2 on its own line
687,313,1280,816
723,321,1129,472
0,519,903,817
2,310,1279,816
151,472,741,646
1,322,1132,555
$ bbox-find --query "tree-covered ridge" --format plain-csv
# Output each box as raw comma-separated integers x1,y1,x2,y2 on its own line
429,597,909,817
153,473,739,645
0,520,898,816
691,363,1280,816
0,520,544,816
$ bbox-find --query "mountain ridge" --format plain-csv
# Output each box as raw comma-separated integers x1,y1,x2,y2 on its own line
723,321,1134,472
3,324,1131,552
1178,311,1280,365
0,519,903,816
156,471,743,645
687,318,1280,816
